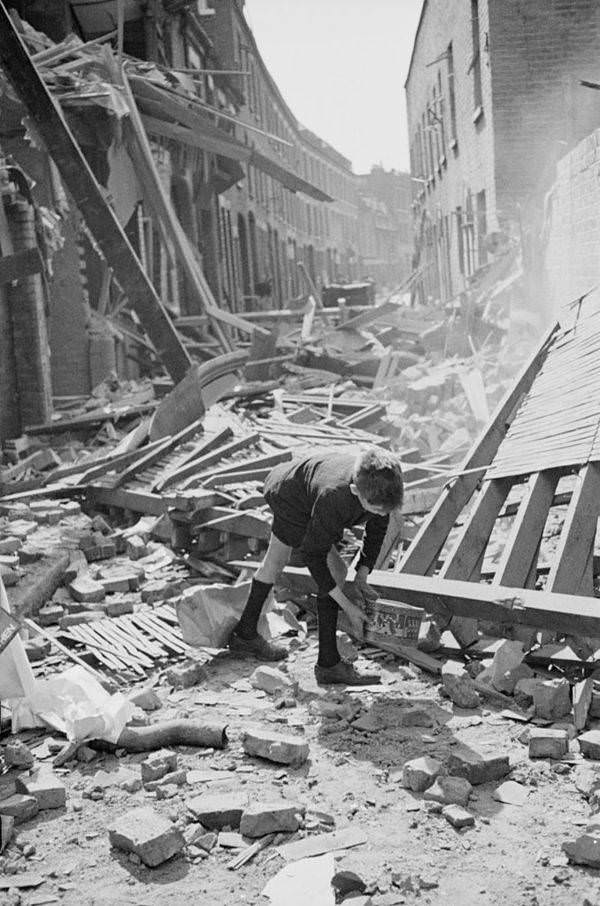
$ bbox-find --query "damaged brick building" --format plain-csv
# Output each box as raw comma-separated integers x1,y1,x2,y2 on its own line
406,0,600,306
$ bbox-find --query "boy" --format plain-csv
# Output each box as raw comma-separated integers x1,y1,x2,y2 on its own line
229,446,404,685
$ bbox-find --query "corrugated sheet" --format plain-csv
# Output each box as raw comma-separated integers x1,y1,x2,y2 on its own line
488,309,600,478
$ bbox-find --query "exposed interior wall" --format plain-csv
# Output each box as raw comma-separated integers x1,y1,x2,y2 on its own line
544,129,600,314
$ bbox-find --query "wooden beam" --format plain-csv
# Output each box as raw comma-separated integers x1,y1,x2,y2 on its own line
397,324,558,576
269,563,600,638
0,10,191,382
493,470,559,588
157,433,259,491
546,463,600,595
438,478,513,581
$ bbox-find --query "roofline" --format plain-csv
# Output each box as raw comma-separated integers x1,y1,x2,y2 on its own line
404,0,428,90
236,3,354,172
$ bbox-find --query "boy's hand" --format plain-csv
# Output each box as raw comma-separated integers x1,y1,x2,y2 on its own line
330,585,365,639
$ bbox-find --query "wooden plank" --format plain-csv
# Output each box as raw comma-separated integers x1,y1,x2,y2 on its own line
546,463,600,595
114,417,213,488
0,247,43,283
268,564,600,638
0,11,192,381
438,478,513,581
24,618,104,681
397,324,558,576
202,468,272,489
493,471,559,588
152,428,235,491
183,450,291,490
158,434,259,491
199,511,271,540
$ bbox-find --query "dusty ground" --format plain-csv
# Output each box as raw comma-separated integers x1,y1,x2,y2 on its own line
2,631,600,906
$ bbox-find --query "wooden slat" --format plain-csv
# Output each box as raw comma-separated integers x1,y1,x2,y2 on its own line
152,428,237,491
157,434,259,491
546,463,600,595
438,479,513,581
114,416,213,488
492,470,560,588
397,324,558,576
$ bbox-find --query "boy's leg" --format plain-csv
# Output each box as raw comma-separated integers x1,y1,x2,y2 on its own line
230,533,291,661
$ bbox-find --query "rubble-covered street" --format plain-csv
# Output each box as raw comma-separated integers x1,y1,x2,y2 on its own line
4,1,600,905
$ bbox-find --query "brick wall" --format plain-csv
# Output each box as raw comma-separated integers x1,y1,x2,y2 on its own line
489,0,600,218
544,129,600,313
406,0,497,302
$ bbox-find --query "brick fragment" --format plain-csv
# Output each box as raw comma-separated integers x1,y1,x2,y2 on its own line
141,749,178,784
532,678,571,720
528,728,569,760
68,575,105,604
446,745,510,785
108,806,183,867
17,767,66,809
242,729,309,766
0,794,38,824
423,776,472,807
240,800,305,838
402,757,441,793
442,804,475,828
187,793,246,830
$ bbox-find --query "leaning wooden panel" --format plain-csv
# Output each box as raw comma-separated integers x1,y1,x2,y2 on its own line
438,478,513,581
545,463,600,595
492,470,560,588
397,324,557,576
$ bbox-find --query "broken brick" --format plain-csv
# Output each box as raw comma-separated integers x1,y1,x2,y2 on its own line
242,729,309,766
165,660,207,689
578,730,600,760
126,535,148,560
532,678,571,721
36,604,64,627
528,728,569,760
141,750,178,784
442,804,475,828
68,575,105,604
239,800,305,838
0,794,38,824
249,666,294,694
402,757,441,793
17,768,66,810
108,806,184,867
423,776,472,807
446,745,510,785
441,660,480,709
187,793,246,830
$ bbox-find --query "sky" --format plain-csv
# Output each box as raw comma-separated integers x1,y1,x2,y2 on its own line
244,0,423,175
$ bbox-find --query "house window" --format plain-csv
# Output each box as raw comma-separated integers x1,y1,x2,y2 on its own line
470,0,483,112
447,42,457,142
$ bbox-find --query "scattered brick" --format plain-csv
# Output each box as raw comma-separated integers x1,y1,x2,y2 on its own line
528,728,569,760
423,776,472,807
17,768,66,810
446,745,510,785
141,750,178,784
0,794,39,824
402,757,441,793
108,806,184,867
242,729,309,766
578,730,600,760
239,800,305,837
187,793,247,830
532,678,572,721
442,804,475,829
165,660,207,689
68,575,105,604
441,660,480,709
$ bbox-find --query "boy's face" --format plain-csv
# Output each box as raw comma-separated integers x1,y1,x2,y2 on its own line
350,483,392,517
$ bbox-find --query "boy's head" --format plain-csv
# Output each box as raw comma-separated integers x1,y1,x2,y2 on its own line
350,447,404,516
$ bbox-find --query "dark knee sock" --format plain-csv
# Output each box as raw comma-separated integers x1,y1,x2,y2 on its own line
236,578,273,639
316,595,340,668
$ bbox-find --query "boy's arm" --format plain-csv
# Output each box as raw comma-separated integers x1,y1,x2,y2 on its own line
357,513,390,573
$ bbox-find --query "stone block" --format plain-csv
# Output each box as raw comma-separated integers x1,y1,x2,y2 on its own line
144,770,186,792
187,793,247,830
573,678,594,732
442,804,475,828
488,640,525,693
446,745,510,785
528,728,569,760
532,678,571,721
514,677,544,710
68,575,105,604
579,730,600,760
423,776,472,807
165,660,207,690
562,834,600,869
126,535,148,560
249,666,294,694
141,749,178,784
441,660,480,709
4,741,33,769
108,806,184,867
242,729,309,766
449,617,479,648
0,538,21,555
17,768,66,809
104,596,135,618
36,603,64,627
240,800,305,838
0,794,38,824
402,757,441,793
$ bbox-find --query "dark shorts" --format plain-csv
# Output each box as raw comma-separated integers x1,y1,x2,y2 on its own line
263,462,309,549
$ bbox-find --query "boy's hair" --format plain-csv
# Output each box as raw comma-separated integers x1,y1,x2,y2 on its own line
353,447,404,510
